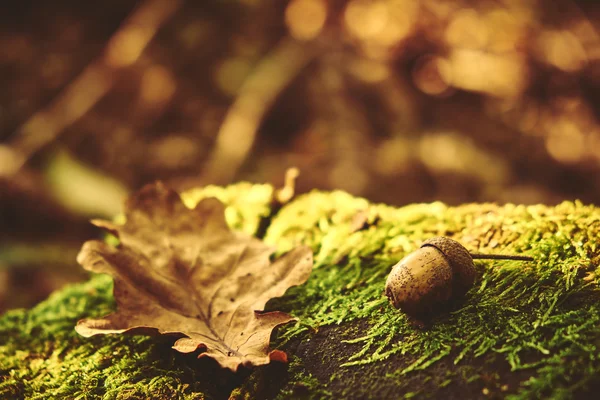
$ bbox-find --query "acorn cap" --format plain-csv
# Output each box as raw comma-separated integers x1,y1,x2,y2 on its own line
421,237,476,297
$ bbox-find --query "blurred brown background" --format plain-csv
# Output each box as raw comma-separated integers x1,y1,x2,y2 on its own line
1,0,599,312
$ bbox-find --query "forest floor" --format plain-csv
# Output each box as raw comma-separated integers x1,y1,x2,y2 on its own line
2,182,600,399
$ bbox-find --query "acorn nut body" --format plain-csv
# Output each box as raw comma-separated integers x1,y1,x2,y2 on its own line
385,237,475,315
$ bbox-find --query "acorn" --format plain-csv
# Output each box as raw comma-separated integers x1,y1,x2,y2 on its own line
384,237,533,316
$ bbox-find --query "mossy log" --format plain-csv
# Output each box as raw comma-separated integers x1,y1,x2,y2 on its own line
2,183,600,399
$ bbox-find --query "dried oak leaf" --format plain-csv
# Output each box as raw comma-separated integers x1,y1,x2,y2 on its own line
75,182,313,371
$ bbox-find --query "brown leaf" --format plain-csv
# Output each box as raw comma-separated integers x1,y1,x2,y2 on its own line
75,182,313,371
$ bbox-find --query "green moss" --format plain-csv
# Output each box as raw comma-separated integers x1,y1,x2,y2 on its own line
262,194,600,399
2,186,600,399
180,182,273,235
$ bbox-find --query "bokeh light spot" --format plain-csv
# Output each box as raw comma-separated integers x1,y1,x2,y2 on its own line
445,8,488,49
285,0,327,41
373,0,416,46
345,0,388,40
348,58,389,83
538,30,587,72
485,9,524,52
442,49,527,98
214,58,252,96
329,160,368,194
413,55,450,96
149,135,199,169
374,137,413,175
419,132,509,183
178,22,211,50
140,65,176,105
105,27,149,67
546,120,585,164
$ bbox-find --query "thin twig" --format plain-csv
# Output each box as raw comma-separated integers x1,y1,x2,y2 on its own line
470,253,534,262
201,37,317,185
255,167,300,239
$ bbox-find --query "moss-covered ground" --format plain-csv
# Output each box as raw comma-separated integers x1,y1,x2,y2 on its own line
2,183,600,399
